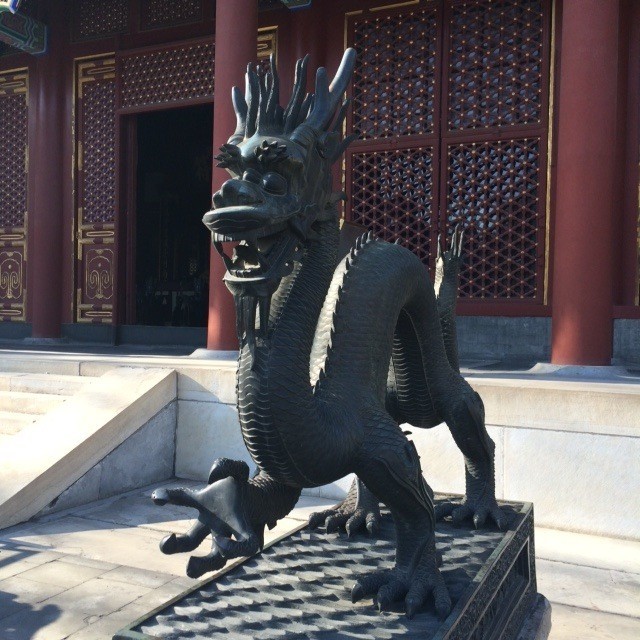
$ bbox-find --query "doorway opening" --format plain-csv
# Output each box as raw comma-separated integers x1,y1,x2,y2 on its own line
134,104,213,327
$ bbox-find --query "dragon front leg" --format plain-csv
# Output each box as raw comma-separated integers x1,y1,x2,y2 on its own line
349,412,451,619
308,476,381,536
151,458,301,579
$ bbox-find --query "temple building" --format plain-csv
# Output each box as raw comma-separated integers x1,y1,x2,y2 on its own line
0,0,637,366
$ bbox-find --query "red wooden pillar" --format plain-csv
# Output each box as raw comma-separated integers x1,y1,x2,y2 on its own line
29,0,64,339
206,0,258,350
550,0,620,365
292,3,325,89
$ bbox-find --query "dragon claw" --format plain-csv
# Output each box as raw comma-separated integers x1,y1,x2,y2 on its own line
152,458,263,578
151,488,170,506
436,495,512,531
186,547,227,579
215,533,260,559
309,478,381,537
325,513,350,533
350,549,450,619
159,533,178,554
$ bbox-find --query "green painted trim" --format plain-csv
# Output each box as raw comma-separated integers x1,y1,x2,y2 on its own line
0,5,47,55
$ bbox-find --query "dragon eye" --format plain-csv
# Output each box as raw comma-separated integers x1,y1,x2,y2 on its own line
242,169,262,184
262,172,287,195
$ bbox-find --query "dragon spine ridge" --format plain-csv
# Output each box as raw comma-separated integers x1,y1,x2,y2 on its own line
314,229,378,393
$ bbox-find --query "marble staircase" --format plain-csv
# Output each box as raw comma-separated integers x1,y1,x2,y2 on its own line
0,364,177,529
0,371,94,449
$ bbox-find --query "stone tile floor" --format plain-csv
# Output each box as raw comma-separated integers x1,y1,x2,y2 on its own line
0,481,638,639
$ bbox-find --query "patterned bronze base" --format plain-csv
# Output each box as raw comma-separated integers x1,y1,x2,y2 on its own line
115,498,541,640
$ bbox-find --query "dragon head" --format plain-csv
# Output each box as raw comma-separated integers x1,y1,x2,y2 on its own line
203,49,356,342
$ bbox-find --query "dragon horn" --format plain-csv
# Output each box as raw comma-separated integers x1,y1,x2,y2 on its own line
284,55,309,133
291,48,356,145
228,85,248,145
265,53,280,126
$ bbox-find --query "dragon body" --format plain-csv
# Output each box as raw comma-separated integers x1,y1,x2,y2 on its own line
152,49,507,618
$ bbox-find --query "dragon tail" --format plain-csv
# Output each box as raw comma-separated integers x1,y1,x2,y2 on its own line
434,226,464,373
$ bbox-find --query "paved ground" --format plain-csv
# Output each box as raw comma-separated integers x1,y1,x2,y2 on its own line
0,482,638,640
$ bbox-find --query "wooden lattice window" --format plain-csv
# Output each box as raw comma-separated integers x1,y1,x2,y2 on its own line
351,4,439,139
346,0,551,307
118,40,214,111
351,146,435,264
140,0,203,31
71,0,129,42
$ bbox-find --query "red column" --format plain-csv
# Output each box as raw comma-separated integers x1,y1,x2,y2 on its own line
292,3,325,90
206,0,258,350
550,0,620,365
29,0,64,339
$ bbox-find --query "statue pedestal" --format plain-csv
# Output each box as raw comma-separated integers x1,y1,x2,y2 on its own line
115,498,550,640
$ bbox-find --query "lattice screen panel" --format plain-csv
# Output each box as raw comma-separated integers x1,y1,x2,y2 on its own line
350,5,438,140
81,79,117,225
140,0,203,31
120,41,214,110
0,69,28,321
71,0,129,42
350,147,434,264
447,0,544,131
346,0,549,306
0,86,27,228
446,138,543,299
75,57,117,323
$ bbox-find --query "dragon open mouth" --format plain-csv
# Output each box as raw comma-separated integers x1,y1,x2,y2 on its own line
212,230,295,281
205,205,303,304
208,222,301,348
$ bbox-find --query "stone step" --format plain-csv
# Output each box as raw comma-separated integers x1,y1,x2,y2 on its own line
0,371,90,396
0,390,67,415
0,410,39,435
0,367,177,529
0,358,81,376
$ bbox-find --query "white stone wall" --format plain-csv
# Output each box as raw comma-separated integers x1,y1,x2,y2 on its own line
3,352,635,540
172,363,251,479
173,367,640,540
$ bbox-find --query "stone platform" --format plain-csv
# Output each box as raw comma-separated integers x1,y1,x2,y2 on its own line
114,499,543,640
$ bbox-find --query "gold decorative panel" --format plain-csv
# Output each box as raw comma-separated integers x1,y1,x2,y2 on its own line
258,26,278,63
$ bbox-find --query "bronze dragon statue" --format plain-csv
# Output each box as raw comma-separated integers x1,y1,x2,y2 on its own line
151,49,508,619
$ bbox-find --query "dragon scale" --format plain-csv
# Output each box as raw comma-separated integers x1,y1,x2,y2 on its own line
152,49,507,618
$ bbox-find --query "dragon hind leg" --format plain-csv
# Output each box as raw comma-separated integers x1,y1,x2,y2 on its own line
351,415,451,619
308,476,381,536
436,390,511,529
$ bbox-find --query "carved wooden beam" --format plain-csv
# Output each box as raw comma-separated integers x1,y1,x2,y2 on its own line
0,1,47,55
279,0,312,9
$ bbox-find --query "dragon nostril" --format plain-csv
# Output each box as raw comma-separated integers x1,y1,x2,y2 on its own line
212,191,225,208
238,191,261,206
219,179,263,206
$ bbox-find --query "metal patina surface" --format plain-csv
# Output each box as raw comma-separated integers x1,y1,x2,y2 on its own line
149,47,514,619
115,500,538,640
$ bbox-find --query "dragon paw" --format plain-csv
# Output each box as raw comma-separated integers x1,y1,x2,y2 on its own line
435,491,511,530
308,478,381,536
151,458,262,579
350,552,451,619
